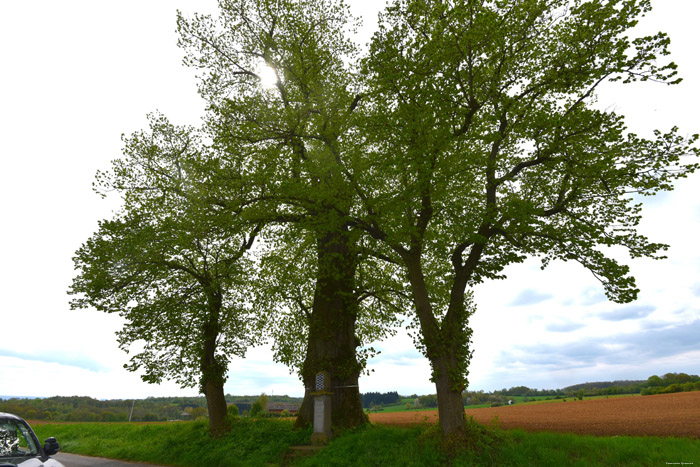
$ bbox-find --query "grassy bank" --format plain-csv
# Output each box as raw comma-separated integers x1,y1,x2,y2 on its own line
33,418,699,466
33,418,310,466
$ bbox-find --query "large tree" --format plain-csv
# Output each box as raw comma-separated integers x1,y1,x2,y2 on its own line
69,115,263,437
175,0,405,429
352,0,699,435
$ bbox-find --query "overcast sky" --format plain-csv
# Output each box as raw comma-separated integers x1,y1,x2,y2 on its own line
1,0,698,400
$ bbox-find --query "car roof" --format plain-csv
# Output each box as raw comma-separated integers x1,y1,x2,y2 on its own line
0,412,23,421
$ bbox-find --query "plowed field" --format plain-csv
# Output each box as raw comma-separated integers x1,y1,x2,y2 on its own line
369,391,700,437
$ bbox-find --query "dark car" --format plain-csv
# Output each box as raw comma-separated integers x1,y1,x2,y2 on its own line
0,412,64,467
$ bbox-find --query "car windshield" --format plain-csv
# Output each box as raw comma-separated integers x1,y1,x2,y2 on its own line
0,419,39,458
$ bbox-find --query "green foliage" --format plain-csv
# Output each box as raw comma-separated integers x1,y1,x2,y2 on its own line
647,375,665,387
361,391,400,408
250,401,263,418
247,393,270,417
186,407,208,420
257,393,269,413
69,114,265,395
227,404,239,418
417,394,439,408
71,0,700,437
0,394,302,423
642,380,700,396
174,0,407,388
353,0,699,432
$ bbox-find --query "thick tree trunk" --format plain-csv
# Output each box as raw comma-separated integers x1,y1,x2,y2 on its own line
294,227,367,430
202,373,231,437
201,291,231,437
433,355,467,436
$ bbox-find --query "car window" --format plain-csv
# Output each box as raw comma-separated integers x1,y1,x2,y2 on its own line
0,420,39,457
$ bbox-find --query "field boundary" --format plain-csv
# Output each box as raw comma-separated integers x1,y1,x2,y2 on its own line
369,391,700,438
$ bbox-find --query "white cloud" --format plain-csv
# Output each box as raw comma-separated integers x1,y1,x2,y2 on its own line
508,289,554,307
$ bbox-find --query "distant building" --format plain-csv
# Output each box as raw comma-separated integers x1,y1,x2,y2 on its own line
267,403,299,414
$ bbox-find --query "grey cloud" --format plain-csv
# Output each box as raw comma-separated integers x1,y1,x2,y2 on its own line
509,289,553,306
496,319,700,370
597,304,655,321
546,322,585,333
639,320,675,331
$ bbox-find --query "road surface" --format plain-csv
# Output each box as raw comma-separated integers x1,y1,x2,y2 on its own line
53,452,170,467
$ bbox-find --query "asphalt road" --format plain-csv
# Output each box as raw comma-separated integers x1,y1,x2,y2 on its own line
52,452,170,467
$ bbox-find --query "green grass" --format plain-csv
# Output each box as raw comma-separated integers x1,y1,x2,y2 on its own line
494,430,700,467
297,423,700,467
370,403,439,413
33,418,700,466
33,418,310,466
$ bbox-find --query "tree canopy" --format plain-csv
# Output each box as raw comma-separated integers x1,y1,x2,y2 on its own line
351,0,698,434
175,0,408,428
69,114,264,435
71,0,698,438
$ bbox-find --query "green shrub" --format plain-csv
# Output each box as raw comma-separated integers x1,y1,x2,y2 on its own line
250,401,263,417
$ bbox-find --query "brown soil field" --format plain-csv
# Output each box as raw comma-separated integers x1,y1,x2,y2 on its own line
369,391,700,438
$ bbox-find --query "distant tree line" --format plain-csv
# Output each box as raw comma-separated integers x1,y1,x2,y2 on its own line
460,373,700,407
360,392,400,408
641,373,700,396
0,394,301,423
417,394,438,408
5,372,696,421
492,386,567,397
482,373,700,400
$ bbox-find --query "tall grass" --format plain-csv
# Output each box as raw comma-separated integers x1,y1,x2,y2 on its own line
33,418,700,466
33,418,310,466
298,424,700,467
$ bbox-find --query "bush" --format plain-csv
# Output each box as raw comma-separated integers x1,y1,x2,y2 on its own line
662,384,682,394
250,401,263,417
417,395,438,408
227,404,239,417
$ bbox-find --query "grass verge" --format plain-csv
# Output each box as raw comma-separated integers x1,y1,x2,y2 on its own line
33,418,700,466
33,418,310,466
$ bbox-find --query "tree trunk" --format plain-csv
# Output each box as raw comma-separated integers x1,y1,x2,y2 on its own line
294,227,367,430
404,254,471,436
202,373,231,437
201,290,232,437
433,354,467,436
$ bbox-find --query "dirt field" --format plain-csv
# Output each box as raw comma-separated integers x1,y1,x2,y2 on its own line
369,391,700,438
